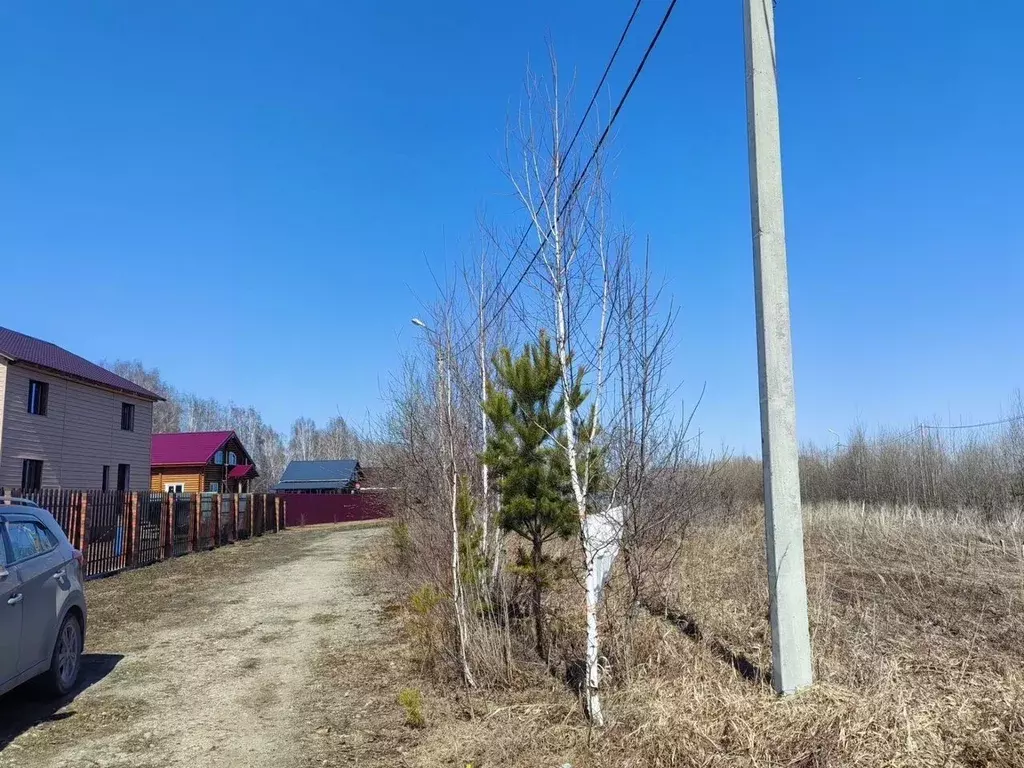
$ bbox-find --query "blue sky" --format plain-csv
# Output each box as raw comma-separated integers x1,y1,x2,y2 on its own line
1,1,1021,453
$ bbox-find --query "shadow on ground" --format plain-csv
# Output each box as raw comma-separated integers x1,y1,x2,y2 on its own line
0,653,123,752
644,602,771,687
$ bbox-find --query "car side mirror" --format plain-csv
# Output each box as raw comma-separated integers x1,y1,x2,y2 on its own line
0,567,9,580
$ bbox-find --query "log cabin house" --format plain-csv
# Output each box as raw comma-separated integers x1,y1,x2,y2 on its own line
150,430,258,494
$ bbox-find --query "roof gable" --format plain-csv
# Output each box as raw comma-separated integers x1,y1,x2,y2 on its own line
152,431,237,466
0,327,162,401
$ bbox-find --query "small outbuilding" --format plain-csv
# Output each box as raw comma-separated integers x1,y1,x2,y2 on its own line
273,459,362,495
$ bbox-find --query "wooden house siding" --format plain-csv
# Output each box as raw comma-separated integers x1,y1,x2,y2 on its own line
0,362,154,490
151,467,204,493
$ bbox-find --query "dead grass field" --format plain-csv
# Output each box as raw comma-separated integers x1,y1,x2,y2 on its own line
341,503,1024,767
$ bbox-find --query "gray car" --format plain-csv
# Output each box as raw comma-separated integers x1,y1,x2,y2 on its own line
0,500,87,698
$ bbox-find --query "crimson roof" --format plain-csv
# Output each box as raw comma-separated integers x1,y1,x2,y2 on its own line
228,464,259,479
152,431,235,466
0,327,162,401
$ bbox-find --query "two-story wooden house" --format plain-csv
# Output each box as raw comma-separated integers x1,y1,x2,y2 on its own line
150,431,259,494
0,327,161,491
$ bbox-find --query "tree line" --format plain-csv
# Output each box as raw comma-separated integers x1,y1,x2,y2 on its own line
104,360,367,491
714,396,1024,521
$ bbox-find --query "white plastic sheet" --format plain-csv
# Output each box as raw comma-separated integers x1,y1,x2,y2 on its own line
584,505,624,601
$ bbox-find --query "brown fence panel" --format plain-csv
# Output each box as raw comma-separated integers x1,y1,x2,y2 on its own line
253,495,265,537
4,488,81,545
197,494,215,550
171,494,192,557
220,494,235,544
135,492,164,567
237,494,250,540
84,491,129,579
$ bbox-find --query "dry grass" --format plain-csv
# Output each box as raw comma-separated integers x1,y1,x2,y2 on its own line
351,502,1024,767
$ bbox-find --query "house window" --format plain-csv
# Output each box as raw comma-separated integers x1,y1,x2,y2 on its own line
165,483,184,493
121,403,135,431
117,463,130,491
102,465,110,492
214,450,224,465
208,481,221,493
21,459,43,491
27,380,48,416
227,451,237,466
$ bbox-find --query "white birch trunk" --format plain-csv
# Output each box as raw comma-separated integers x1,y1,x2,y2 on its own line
479,265,491,572
551,196,606,726
441,351,476,690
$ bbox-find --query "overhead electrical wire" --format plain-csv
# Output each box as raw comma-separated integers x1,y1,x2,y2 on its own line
450,0,679,358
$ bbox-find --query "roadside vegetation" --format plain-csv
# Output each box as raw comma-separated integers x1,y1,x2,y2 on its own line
352,498,1024,767
353,45,1024,768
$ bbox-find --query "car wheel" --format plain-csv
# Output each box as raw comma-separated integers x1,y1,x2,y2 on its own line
42,613,82,697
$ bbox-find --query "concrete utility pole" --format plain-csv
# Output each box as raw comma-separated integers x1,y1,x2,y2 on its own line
742,0,813,695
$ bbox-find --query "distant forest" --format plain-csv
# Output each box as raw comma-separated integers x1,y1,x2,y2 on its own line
717,394,1024,519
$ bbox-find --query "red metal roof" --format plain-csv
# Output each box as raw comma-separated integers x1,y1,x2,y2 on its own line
228,464,259,479
0,327,162,401
152,431,235,466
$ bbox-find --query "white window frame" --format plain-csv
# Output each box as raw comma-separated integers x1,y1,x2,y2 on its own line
165,483,184,493
227,451,237,466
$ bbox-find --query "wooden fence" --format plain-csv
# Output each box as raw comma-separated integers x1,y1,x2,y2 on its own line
1,489,287,580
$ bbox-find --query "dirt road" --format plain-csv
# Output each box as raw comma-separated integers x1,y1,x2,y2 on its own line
0,524,387,768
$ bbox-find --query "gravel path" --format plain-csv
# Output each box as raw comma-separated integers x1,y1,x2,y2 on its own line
0,525,385,768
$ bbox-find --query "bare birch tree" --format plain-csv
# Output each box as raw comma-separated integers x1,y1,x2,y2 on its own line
289,417,319,461
502,52,617,724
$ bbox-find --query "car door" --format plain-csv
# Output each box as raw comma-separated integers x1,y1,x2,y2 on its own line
4,515,67,674
0,515,23,688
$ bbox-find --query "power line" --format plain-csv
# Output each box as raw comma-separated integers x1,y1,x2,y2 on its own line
882,414,1024,442
465,0,644,357
920,416,1024,431
455,0,678,358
